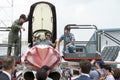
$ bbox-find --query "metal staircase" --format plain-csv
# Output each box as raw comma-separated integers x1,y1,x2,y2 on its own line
0,27,21,63
101,46,120,61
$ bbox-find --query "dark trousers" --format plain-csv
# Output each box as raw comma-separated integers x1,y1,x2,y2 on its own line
7,36,20,56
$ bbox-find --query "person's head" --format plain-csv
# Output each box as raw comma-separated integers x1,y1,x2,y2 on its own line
24,71,35,80
48,72,61,80
65,26,71,34
36,69,47,80
95,60,105,69
79,60,91,74
112,68,120,79
2,56,15,74
32,36,36,41
45,31,52,40
103,64,112,76
41,65,51,75
19,14,27,23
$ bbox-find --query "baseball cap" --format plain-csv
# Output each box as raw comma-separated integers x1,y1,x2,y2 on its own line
96,60,105,68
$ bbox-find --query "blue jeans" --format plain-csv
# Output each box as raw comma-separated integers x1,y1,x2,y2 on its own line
67,45,76,53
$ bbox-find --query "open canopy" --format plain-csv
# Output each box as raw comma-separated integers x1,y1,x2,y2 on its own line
28,1,57,45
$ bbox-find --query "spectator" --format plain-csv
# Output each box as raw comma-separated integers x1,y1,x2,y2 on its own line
57,26,75,53
24,71,35,80
41,65,53,80
60,68,66,80
71,70,79,80
48,72,61,80
11,64,18,80
65,68,72,80
112,68,120,80
36,69,47,80
74,60,92,80
90,60,105,80
0,56,15,80
103,65,115,80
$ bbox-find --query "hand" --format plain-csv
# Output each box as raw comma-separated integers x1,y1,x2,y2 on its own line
22,27,25,31
100,77,105,80
91,59,96,65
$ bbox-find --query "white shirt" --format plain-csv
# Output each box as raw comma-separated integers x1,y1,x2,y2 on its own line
47,77,53,80
106,75,115,80
81,73,90,77
2,70,11,80
71,75,80,80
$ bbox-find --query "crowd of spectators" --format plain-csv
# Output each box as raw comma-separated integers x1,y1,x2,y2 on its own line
0,57,120,80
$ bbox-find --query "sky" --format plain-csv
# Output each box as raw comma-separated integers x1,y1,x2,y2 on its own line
0,0,120,41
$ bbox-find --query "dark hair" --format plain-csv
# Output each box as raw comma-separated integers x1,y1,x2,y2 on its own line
41,65,51,72
79,60,91,74
65,26,71,30
24,71,34,80
113,68,120,79
45,31,52,36
19,14,27,20
48,72,61,80
36,69,47,80
2,56,15,70
103,65,112,72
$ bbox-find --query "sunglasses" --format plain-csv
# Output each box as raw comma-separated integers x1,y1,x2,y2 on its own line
46,34,51,37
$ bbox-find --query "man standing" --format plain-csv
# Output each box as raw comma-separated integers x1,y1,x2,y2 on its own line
57,26,75,53
0,56,15,80
41,65,53,80
7,14,27,56
74,60,92,80
90,60,105,80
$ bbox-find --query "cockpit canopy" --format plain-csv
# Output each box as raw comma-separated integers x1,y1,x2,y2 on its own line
28,1,57,46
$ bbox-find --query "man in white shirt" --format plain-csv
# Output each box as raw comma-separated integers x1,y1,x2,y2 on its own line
0,56,15,80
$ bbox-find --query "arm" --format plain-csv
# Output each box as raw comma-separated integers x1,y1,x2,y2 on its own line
66,41,74,47
104,61,120,64
57,40,61,52
21,27,25,31
12,20,25,31
66,33,75,47
51,40,57,48
91,59,96,65
91,60,120,65
57,35,64,51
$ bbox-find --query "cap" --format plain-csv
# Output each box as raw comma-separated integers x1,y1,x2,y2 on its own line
65,26,71,30
20,14,27,20
96,60,105,68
